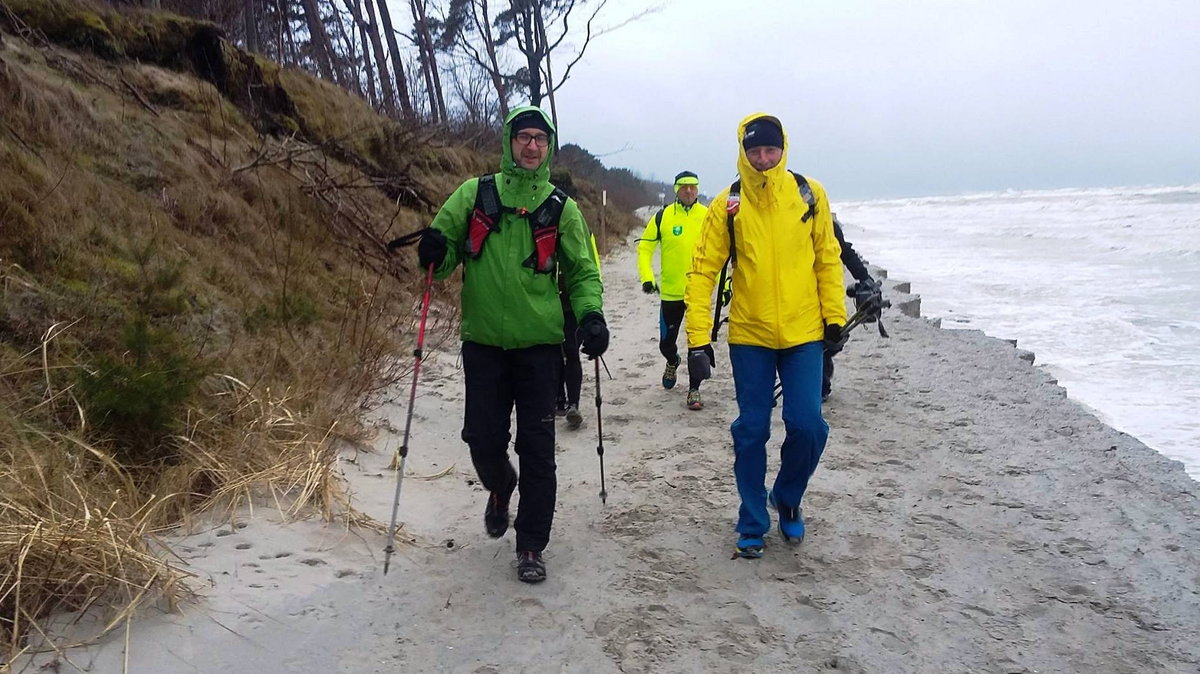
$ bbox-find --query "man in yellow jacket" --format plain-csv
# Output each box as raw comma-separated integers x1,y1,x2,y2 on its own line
637,170,708,408
684,114,846,559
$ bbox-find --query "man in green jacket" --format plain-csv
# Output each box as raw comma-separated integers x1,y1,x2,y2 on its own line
636,171,707,409
417,106,607,583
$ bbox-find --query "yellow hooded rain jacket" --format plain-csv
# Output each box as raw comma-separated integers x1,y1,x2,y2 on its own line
684,113,847,349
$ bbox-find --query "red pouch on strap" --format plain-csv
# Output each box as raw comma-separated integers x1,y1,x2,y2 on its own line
530,223,557,274
465,208,495,259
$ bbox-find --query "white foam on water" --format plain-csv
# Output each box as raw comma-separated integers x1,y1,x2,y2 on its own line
839,184,1200,479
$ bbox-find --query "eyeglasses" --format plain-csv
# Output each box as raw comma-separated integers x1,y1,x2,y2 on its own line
514,132,550,148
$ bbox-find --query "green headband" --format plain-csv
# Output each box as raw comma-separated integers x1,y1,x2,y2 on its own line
674,176,700,189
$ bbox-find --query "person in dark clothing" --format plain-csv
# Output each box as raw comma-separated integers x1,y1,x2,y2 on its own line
417,106,607,583
556,282,584,429
823,213,874,401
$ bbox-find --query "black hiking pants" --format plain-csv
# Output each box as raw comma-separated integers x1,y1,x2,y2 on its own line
461,341,560,553
660,300,703,390
558,294,582,408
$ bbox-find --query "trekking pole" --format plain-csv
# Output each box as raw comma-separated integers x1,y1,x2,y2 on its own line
383,263,435,575
593,356,607,504
774,296,893,401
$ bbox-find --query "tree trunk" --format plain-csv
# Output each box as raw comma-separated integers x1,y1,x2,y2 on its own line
536,6,557,141
409,0,439,121
346,0,380,108
411,0,448,123
372,0,416,119
298,0,338,82
274,0,285,64
329,1,359,94
282,0,298,67
243,0,259,53
477,0,509,119
520,4,542,106
360,0,397,115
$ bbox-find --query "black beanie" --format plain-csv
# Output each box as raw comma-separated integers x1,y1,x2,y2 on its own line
742,118,784,150
510,110,553,138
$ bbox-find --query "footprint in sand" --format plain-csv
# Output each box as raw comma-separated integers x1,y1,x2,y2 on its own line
611,547,705,596
702,600,781,663
617,464,655,485
601,504,663,540
1056,536,1096,557
512,597,556,629
881,457,914,471
871,477,903,499
900,553,935,579
593,604,683,670
910,512,964,533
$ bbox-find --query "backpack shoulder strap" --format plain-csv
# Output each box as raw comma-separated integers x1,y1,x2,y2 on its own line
654,207,665,240
726,179,742,267
790,171,817,223
538,187,569,227
523,188,568,274
464,174,504,259
475,173,503,221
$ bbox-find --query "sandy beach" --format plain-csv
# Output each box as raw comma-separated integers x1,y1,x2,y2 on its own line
19,232,1200,674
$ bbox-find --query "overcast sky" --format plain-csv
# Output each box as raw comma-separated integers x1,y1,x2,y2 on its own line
548,0,1200,200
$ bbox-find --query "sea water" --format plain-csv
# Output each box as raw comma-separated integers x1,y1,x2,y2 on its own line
838,184,1200,480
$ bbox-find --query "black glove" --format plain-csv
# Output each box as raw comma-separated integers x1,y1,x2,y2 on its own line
824,323,847,355
642,281,658,295
417,228,448,269
578,313,609,358
852,276,877,295
688,344,715,381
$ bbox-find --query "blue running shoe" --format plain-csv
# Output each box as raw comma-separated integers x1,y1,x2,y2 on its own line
768,489,805,543
734,534,765,559
662,360,678,389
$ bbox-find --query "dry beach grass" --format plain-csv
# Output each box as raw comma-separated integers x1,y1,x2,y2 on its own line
0,1,645,665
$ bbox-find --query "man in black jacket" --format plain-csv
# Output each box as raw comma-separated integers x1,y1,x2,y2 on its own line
824,214,875,401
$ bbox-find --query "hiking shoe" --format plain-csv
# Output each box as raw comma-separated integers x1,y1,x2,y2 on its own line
565,405,583,430
687,389,703,411
768,489,805,543
516,550,547,583
734,535,765,559
484,470,517,538
554,401,568,417
662,360,679,389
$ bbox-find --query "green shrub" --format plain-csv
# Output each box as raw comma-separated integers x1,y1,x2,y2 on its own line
244,292,321,333
76,317,201,462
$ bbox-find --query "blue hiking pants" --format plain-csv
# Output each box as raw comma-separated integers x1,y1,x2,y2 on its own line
729,341,829,536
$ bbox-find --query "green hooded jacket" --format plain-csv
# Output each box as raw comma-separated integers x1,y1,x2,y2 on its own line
429,106,604,349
